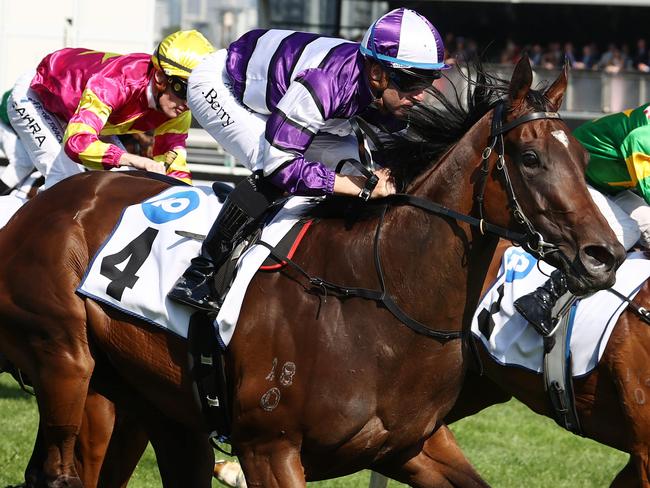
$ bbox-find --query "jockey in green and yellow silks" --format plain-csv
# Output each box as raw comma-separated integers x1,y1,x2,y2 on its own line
573,103,650,250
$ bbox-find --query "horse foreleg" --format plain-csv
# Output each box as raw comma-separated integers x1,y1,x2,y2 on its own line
239,441,306,488
97,406,148,488
74,390,116,488
610,456,640,488
146,414,214,487
31,335,94,487
379,425,490,488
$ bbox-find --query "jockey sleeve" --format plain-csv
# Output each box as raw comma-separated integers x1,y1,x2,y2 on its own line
574,103,650,203
30,48,191,183
0,90,11,127
226,30,375,195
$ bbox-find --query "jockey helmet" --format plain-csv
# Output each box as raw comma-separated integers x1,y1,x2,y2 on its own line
360,8,449,91
152,30,215,99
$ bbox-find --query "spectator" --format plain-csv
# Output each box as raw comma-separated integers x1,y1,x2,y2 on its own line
632,38,650,72
528,43,544,66
500,39,521,64
563,42,578,67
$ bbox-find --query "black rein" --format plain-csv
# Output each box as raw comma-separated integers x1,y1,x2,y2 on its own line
261,101,564,341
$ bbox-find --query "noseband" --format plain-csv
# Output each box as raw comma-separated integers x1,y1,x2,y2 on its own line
475,100,562,258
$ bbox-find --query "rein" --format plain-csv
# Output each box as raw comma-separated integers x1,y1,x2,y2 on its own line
261,100,564,341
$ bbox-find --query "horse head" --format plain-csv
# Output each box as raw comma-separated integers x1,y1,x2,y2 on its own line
477,56,625,295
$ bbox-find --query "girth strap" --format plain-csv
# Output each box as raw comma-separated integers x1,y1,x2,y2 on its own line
257,240,462,341
256,202,463,342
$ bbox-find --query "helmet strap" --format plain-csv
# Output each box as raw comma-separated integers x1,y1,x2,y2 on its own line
153,69,167,111
365,59,388,100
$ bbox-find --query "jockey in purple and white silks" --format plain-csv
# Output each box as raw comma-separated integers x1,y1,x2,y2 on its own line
169,8,450,312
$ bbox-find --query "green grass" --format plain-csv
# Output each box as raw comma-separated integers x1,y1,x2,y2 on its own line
0,374,627,487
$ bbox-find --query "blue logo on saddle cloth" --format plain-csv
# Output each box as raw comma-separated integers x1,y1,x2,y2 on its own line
471,247,650,376
77,185,222,340
77,189,319,349
142,190,201,224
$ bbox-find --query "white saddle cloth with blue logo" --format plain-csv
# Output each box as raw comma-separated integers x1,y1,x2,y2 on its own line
77,185,317,348
471,247,650,376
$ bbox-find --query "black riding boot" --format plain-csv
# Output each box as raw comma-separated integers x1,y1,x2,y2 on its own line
168,175,280,312
513,270,570,336
0,180,12,196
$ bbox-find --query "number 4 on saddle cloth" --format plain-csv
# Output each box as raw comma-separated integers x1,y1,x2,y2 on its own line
77,184,317,349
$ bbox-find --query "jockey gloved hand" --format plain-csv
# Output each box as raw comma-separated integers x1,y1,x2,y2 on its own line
332,168,395,198
118,153,166,174
372,168,396,198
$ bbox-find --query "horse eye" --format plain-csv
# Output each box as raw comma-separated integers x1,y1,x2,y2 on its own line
521,150,539,168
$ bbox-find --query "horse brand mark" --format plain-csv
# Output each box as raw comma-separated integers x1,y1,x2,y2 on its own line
635,387,646,405
260,387,281,412
279,362,296,387
202,89,235,128
265,358,278,381
551,130,569,148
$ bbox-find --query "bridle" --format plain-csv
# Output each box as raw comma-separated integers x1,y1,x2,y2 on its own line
262,100,568,341
474,100,563,259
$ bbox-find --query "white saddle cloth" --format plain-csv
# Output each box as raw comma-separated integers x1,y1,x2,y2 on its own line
77,185,317,348
471,247,650,376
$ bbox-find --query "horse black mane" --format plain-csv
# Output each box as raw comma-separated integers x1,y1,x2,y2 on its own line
311,60,554,220
376,60,553,191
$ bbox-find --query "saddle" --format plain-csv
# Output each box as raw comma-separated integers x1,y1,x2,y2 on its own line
186,194,313,446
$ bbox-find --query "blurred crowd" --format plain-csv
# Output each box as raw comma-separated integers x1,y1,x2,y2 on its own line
443,34,650,73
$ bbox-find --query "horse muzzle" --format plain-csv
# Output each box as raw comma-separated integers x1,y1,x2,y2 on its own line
555,241,626,296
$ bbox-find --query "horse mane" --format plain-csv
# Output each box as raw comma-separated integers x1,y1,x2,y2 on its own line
377,60,554,191
312,59,554,220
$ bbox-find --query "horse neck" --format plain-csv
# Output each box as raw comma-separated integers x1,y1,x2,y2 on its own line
384,109,499,330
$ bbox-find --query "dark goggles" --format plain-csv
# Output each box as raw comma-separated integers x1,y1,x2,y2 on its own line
167,76,188,100
387,67,441,92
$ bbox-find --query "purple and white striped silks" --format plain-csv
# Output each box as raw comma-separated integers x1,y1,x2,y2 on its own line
359,8,449,70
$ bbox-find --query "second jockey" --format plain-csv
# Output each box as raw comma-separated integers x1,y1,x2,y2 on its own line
168,7,449,312
515,103,650,336
6,30,215,188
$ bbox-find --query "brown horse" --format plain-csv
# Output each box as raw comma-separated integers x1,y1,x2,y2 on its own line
440,241,650,487
0,56,624,487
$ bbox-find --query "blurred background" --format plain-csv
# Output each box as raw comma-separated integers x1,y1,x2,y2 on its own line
1,0,649,181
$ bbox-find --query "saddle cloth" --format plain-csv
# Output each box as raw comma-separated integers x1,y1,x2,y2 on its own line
471,247,650,377
77,185,318,348
0,171,44,228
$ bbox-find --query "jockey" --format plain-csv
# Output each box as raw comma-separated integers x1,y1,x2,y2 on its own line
515,103,650,336
6,30,215,188
0,89,33,195
168,8,449,311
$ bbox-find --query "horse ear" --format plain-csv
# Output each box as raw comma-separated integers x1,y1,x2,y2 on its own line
544,61,569,111
508,55,533,105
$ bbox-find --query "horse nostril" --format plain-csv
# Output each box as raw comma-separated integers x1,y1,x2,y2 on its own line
582,244,616,271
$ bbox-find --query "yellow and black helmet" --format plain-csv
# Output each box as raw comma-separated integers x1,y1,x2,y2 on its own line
152,30,215,80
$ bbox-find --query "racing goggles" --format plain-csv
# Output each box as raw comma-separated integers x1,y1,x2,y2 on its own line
387,67,441,92
167,76,188,100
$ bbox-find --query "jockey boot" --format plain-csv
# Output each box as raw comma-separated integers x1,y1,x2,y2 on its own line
168,199,253,313
0,180,12,196
513,269,569,336
168,174,280,312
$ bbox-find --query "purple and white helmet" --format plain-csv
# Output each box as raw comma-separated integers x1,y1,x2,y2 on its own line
360,8,449,71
